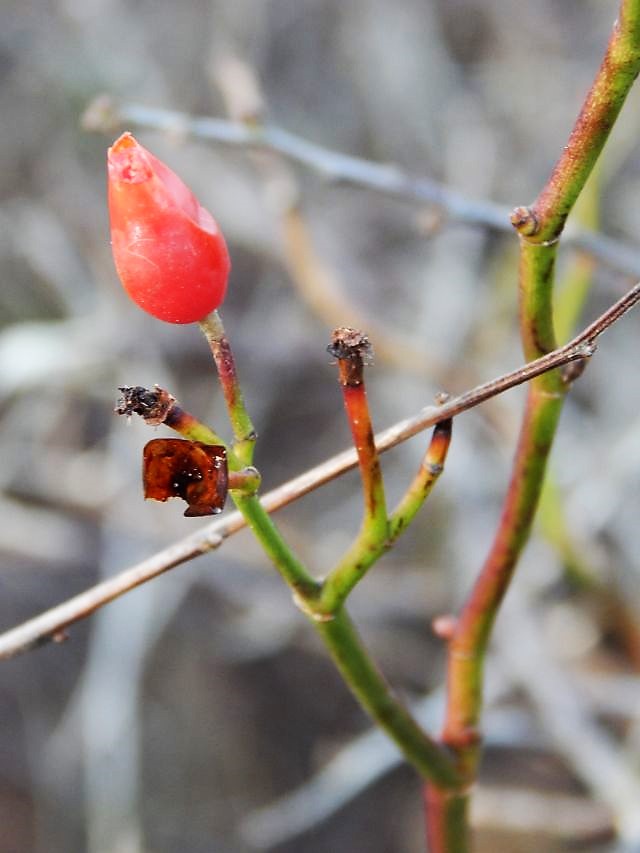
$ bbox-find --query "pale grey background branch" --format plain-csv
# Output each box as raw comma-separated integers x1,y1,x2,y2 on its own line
85,99,640,278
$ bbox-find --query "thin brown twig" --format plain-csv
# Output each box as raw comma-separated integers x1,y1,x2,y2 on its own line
82,97,640,278
0,281,638,661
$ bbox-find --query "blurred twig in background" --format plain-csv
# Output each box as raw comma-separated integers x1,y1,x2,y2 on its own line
84,96,640,280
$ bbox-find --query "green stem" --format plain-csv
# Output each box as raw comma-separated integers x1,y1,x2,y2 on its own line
199,310,257,467
231,493,320,602
538,167,602,586
315,609,460,788
163,402,237,457
317,531,384,614
319,419,452,615
441,232,567,781
388,419,452,544
227,467,262,495
552,162,601,345
230,493,460,787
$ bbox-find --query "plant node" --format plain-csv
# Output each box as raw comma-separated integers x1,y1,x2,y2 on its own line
510,205,539,236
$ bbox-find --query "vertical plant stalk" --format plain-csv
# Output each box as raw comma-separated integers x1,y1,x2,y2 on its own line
319,328,389,612
301,330,460,784
427,2,640,848
423,786,469,853
199,310,257,467
537,168,601,585
442,243,565,781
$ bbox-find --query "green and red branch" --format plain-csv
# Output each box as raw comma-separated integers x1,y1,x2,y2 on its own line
512,1,640,243
319,328,389,612
429,1,640,848
424,786,469,853
332,327,387,529
442,384,564,778
389,415,452,543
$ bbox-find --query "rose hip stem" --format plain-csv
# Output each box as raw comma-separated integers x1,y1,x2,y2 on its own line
199,310,257,468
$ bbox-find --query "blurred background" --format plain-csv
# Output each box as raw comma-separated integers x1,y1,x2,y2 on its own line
2,1,640,851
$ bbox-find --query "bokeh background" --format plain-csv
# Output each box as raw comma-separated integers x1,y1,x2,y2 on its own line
2,1,640,851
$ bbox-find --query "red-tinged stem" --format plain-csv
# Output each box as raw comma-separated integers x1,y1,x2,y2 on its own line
199,310,257,467
340,368,387,527
192,322,459,782
424,786,469,853
319,329,388,613
512,1,640,243
442,382,563,775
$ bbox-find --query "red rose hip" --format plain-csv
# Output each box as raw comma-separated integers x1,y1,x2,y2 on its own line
107,132,230,323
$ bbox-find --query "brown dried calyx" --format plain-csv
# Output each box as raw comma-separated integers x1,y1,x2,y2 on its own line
143,438,228,517
115,385,175,426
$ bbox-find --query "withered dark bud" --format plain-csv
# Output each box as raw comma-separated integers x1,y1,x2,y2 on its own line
327,327,372,363
116,385,175,426
327,328,373,387
143,438,228,516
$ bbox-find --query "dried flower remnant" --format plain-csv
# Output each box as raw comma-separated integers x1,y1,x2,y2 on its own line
327,327,373,366
143,438,228,516
115,385,175,426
